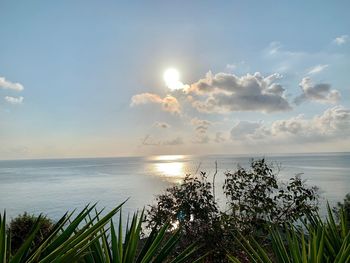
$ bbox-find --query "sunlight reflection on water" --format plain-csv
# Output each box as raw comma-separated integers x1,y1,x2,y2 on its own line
0,153,349,220
148,155,187,183
155,162,184,177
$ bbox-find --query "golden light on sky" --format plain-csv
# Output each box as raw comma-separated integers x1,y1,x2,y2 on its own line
163,68,182,90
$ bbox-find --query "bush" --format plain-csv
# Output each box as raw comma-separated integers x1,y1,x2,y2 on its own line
146,158,319,261
146,172,225,261
333,193,350,223
8,212,53,253
223,159,319,234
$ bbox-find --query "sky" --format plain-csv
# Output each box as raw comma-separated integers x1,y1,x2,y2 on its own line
0,1,350,159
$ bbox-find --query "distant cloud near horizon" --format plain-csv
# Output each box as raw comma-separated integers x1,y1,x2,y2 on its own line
231,121,264,140
191,117,212,144
130,93,180,114
294,77,340,105
333,35,348,45
4,96,24,104
163,136,184,145
141,135,184,146
230,106,350,143
186,71,291,113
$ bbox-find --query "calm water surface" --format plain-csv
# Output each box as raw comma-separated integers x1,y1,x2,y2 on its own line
0,153,349,219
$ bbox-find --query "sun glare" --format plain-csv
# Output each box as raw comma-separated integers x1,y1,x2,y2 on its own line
163,68,182,90
155,162,184,177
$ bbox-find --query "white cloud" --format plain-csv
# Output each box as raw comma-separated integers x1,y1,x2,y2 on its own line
186,71,291,113
190,117,212,143
307,64,328,75
162,137,184,145
267,41,282,55
130,93,181,114
0,77,24,91
192,134,210,144
231,121,265,140
141,135,160,146
333,35,349,45
230,106,350,143
190,117,212,127
294,77,340,105
4,96,24,104
141,135,184,146
226,64,237,71
214,132,226,143
271,106,350,139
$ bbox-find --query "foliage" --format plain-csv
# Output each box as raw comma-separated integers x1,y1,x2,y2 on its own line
146,172,223,261
8,213,53,253
82,209,199,263
228,204,350,263
147,172,218,230
223,159,319,233
146,158,319,261
0,202,197,263
334,193,350,224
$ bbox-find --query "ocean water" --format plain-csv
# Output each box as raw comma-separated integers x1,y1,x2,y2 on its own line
0,153,349,220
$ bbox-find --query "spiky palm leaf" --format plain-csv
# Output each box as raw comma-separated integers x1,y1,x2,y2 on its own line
228,204,350,263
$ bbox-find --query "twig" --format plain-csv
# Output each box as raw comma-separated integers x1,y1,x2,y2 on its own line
212,161,218,201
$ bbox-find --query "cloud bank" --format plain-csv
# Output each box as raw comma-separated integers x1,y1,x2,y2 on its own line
230,106,350,143
186,71,291,113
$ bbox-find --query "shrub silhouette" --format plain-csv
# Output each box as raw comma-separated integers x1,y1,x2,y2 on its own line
146,158,319,261
8,212,53,253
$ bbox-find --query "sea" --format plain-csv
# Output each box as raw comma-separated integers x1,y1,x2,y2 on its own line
0,152,349,220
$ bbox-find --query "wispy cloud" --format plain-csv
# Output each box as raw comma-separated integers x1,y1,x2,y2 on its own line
191,117,212,144
214,132,226,143
4,96,24,104
0,76,24,91
333,35,348,45
264,41,341,74
154,122,170,129
231,121,264,140
163,136,184,145
307,64,329,75
130,93,180,114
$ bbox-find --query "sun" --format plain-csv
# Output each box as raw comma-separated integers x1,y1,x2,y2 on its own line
163,68,182,90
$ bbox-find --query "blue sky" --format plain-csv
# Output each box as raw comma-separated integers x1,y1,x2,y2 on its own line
0,1,349,159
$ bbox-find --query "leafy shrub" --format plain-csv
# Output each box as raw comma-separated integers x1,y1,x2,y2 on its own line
146,172,224,261
146,158,319,261
223,159,319,233
8,212,53,253
334,193,350,224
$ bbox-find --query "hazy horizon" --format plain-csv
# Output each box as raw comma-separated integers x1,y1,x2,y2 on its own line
1,151,349,162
